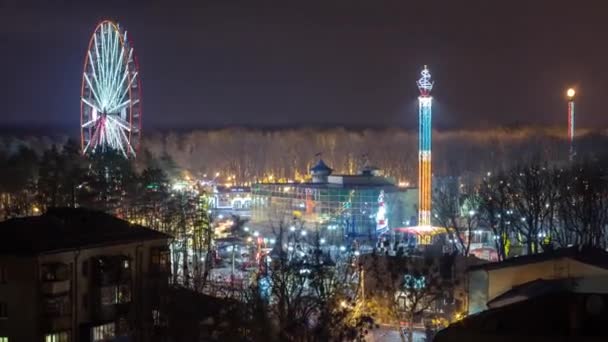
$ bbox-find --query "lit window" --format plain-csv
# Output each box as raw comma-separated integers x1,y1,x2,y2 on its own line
0,337,7,342
122,259,130,269
45,331,70,342
92,323,115,341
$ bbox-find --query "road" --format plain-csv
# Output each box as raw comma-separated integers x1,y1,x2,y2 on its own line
366,327,427,342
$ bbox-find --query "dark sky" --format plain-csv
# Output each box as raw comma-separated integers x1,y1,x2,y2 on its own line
2,0,608,131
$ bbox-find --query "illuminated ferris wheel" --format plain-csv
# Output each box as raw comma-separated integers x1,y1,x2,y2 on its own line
81,20,142,157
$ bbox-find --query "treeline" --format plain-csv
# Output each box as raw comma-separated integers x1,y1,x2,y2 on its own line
434,157,608,260
141,126,603,184
1,127,607,185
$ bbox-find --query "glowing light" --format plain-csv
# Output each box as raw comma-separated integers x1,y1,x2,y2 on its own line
301,230,307,236
339,246,346,252
567,88,576,98
417,66,434,229
376,190,388,232
289,225,296,232
253,231,259,237
243,226,250,232
320,238,326,244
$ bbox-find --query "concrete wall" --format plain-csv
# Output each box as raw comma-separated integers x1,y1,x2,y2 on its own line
0,255,39,341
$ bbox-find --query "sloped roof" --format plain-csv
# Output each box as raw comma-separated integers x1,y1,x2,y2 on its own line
0,207,171,255
468,246,608,272
309,159,332,173
487,278,575,309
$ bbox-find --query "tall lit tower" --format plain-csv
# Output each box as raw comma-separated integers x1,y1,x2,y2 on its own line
567,88,576,160
417,66,434,228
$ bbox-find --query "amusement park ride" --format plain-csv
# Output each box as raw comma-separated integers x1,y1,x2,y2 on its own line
81,20,142,158
391,66,442,245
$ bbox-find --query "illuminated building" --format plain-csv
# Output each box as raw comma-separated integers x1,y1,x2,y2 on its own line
251,159,417,240
567,88,576,160
417,66,434,228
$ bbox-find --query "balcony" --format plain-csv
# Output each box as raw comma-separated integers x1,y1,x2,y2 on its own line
41,279,71,295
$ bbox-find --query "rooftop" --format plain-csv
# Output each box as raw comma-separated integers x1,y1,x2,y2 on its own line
469,246,608,272
0,207,172,255
309,159,333,173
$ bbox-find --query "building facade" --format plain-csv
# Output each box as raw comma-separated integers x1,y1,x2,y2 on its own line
0,208,171,342
251,160,417,240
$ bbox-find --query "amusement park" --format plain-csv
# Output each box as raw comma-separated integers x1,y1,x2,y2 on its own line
2,3,608,341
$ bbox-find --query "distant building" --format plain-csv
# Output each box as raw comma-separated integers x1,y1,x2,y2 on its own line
210,186,251,216
467,246,608,315
0,208,172,342
251,159,417,240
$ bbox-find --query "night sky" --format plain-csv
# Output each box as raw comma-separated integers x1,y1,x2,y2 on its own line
2,0,608,131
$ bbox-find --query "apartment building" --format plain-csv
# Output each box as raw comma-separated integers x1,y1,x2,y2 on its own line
0,208,172,342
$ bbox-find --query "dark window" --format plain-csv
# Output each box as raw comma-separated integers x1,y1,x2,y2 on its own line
82,260,88,277
0,267,6,284
0,302,7,319
82,293,88,310
43,296,70,316
151,248,170,273
100,286,117,305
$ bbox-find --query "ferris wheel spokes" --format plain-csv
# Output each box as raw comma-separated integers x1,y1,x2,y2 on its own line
80,20,142,158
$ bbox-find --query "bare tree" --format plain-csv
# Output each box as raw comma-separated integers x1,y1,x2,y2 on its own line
557,161,608,248
508,163,559,254
478,172,514,261
433,183,480,256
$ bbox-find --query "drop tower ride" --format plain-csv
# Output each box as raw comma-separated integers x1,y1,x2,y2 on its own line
417,66,434,228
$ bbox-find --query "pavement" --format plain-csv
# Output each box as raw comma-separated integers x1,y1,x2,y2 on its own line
366,327,427,342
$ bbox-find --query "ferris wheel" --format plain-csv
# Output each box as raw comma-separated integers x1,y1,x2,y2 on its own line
81,20,142,157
